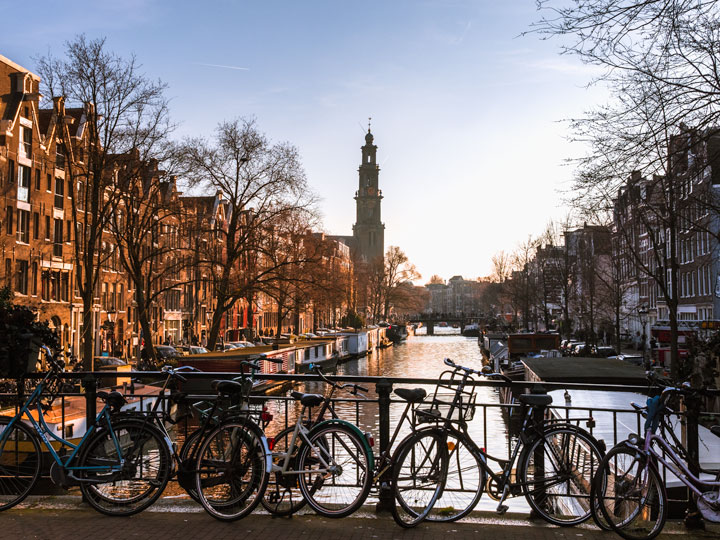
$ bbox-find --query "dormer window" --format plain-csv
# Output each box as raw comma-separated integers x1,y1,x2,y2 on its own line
20,126,32,158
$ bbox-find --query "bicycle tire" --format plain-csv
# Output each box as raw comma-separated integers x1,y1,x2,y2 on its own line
296,423,373,518
595,444,667,540
391,429,448,528
261,426,310,516
194,420,268,521
426,430,485,522
78,418,172,516
519,425,603,526
177,427,204,502
0,417,42,511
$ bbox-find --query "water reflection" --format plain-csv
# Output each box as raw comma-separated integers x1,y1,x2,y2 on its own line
264,335,510,462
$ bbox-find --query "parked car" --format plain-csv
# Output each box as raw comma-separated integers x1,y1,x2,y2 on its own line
94,356,127,368
228,341,254,348
593,346,618,358
616,354,644,366
571,342,589,356
564,341,583,356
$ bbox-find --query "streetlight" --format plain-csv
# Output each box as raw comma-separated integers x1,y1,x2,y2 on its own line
638,305,649,370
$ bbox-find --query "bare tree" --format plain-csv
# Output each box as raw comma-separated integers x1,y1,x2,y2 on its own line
36,36,172,369
179,118,316,349
532,3,720,378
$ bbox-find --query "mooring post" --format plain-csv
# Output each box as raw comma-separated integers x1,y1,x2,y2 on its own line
84,373,97,428
376,377,393,512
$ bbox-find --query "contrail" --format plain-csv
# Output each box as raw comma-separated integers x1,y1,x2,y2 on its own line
193,62,250,71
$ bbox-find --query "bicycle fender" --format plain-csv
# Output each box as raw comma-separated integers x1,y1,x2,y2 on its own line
311,419,374,470
239,419,272,472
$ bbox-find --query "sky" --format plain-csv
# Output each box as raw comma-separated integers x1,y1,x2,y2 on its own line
2,0,608,284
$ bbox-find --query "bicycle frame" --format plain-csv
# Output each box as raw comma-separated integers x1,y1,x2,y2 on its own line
0,372,124,474
634,430,720,499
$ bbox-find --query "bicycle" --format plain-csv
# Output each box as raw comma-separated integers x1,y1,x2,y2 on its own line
395,358,606,526
592,375,720,540
260,364,446,528
0,345,172,515
174,357,278,502
260,364,375,519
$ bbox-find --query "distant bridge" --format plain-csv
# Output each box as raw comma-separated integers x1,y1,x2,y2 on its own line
405,315,485,335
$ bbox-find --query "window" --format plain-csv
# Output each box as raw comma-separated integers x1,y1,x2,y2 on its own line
41,271,50,301
53,218,63,257
6,206,13,235
16,209,29,243
54,177,64,209
17,165,30,203
45,215,51,240
5,259,11,287
16,260,28,295
20,126,31,158
66,221,71,243
7,160,14,185
46,173,52,192
55,145,65,170
33,212,39,240
101,282,108,310
31,262,37,296
35,169,40,190
61,273,69,302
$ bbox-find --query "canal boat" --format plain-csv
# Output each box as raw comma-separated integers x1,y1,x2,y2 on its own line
462,323,480,337
296,338,340,373
386,323,409,343
177,345,295,395
337,329,370,357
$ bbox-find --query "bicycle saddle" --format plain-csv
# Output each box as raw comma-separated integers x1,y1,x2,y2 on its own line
394,388,427,403
518,394,553,407
97,390,127,411
290,391,324,407
211,379,245,396
711,425,720,438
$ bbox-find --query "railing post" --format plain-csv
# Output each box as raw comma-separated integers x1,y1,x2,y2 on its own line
684,396,704,530
376,377,393,512
530,383,547,520
84,373,97,428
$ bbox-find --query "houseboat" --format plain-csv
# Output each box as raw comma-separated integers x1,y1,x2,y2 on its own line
295,338,340,373
177,345,295,395
337,329,370,357
386,323,409,343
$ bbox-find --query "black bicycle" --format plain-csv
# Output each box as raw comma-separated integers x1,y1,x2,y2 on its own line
396,358,606,526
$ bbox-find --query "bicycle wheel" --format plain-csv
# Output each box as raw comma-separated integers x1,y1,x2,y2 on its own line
195,421,268,521
519,426,603,526
426,431,484,522
79,418,172,516
391,429,448,528
177,427,204,502
594,444,667,540
296,424,372,518
261,426,309,516
0,417,41,510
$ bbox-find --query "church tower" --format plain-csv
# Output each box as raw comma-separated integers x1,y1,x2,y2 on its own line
352,127,385,263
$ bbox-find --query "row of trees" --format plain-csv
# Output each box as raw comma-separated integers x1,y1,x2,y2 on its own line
33,35,425,369
496,0,720,379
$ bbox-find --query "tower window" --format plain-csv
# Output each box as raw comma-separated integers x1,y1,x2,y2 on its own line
367,155,370,163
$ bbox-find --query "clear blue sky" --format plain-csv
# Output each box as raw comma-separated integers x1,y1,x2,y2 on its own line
3,0,606,283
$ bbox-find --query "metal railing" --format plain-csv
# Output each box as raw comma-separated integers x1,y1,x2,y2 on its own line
1,370,718,520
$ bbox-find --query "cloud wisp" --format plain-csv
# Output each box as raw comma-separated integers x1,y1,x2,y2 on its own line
193,62,250,71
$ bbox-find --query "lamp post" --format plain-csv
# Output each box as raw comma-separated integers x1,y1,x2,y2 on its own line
638,305,649,370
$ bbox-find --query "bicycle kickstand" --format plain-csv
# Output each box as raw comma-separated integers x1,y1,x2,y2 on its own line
496,485,510,515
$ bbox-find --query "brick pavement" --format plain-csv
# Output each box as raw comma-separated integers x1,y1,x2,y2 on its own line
2,505,717,540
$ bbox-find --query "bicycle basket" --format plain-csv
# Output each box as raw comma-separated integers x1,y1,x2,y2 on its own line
415,369,477,423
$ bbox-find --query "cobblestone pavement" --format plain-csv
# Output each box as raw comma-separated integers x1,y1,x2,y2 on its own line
3,505,718,540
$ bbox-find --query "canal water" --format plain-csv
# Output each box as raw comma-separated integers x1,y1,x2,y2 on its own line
261,329,529,514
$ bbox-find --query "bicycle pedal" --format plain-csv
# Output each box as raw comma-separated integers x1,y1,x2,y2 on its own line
496,505,509,515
